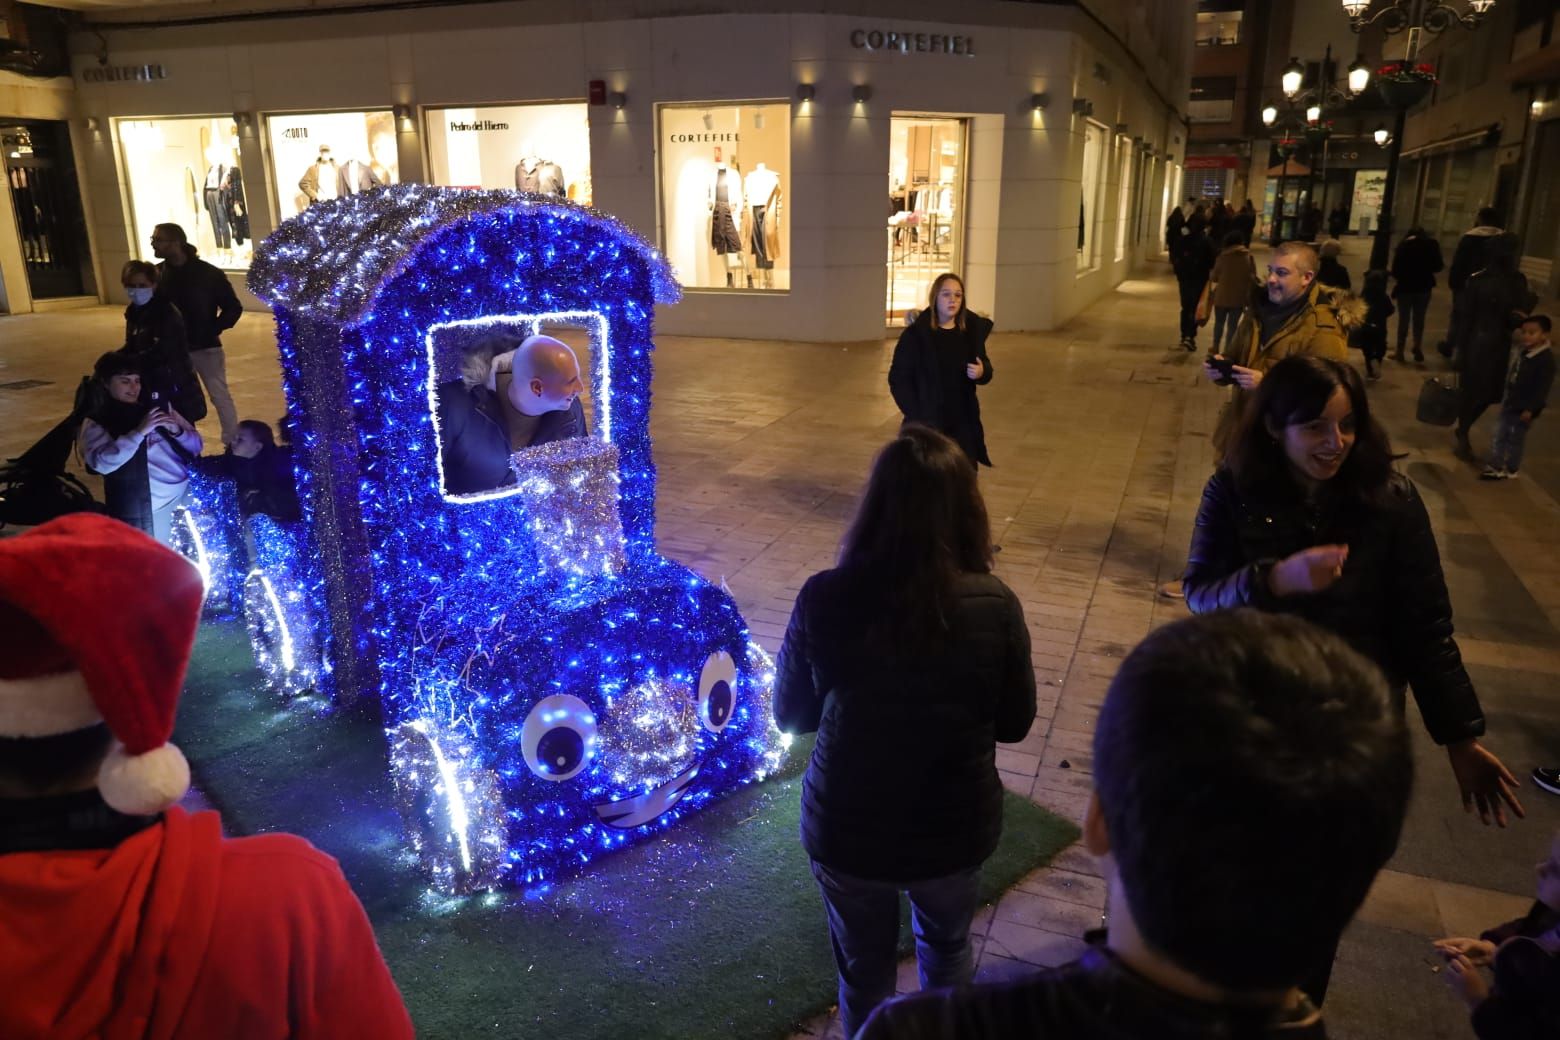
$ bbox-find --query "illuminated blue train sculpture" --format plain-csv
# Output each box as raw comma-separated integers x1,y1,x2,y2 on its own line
201,186,789,893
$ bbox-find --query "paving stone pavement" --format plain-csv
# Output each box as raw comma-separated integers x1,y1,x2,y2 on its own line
2,240,1557,1040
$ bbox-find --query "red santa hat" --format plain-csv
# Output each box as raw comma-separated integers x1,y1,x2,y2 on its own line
0,514,203,814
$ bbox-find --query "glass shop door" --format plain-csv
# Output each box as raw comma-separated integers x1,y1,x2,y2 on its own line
886,115,969,326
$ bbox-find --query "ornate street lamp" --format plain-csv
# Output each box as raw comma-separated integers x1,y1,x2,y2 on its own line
1281,57,1306,99
1263,45,1367,245
1347,0,1498,269
1373,124,1393,147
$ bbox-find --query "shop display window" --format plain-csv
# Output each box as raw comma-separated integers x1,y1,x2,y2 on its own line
118,116,253,270
265,110,399,218
1114,141,1132,262
657,102,789,292
1078,120,1107,272
886,115,967,324
425,103,591,204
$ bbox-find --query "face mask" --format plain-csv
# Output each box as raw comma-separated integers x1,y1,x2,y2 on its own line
127,287,155,307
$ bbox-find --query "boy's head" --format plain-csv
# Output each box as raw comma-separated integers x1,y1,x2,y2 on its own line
1221,230,1245,249
1519,314,1552,350
1089,610,1411,993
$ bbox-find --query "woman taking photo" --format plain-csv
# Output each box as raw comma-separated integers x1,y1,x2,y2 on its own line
121,260,206,423
774,425,1036,1037
78,350,202,544
889,273,996,466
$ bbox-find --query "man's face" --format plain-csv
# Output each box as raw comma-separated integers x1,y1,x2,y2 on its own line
107,373,141,404
507,346,583,415
1266,253,1314,306
149,231,178,260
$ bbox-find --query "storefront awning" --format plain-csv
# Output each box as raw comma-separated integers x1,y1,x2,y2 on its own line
1401,124,1500,160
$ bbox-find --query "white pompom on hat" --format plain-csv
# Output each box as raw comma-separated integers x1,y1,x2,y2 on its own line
0,514,203,814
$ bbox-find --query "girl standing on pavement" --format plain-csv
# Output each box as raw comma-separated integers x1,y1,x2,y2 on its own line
888,273,996,466
774,425,1036,1037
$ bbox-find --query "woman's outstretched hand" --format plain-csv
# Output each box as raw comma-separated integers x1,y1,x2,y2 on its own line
1447,739,1525,827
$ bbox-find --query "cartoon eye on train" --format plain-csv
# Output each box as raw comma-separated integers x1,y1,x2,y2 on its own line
176,186,788,892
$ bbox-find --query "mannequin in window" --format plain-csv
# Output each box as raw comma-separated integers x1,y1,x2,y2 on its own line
369,131,399,186
744,162,782,289
203,145,233,261
514,143,566,196
224,156,250,252
338,154,383,196
708,150,745,288
298,146,338,206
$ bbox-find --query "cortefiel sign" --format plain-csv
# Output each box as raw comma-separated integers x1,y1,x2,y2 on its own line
849,29,975,56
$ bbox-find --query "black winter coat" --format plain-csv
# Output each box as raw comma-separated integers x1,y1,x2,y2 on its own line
1390,234,1444,294
156,256,242,351
124,297,206,422
1183,468,1485,746
1453,268,1537,410
774,568,1037,881
435,381,515,494
889,311,995,466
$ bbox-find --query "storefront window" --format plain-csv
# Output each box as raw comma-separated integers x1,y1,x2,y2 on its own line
657,102,790,292
265,110,399,219
1114,141,1132,262
1078,120,1106,272
118,116,253,270
887,115,967,323
425,104,591,203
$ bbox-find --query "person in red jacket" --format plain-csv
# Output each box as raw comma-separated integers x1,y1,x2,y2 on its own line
0,514,413,1040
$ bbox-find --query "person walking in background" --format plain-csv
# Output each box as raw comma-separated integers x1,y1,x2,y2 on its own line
1390,226,1444,364
1208,230,1258,356
1356,269,1395,381
889,273,996,467
857,610,1412,1040
121,260,205,425
1317,239,1352,291
1452,233,1537,460
1482,315,1554,481
1210,197,1230,244
1301,202,1324,242
1165,196,1189,251
1444,207,1506,359
774,425,1036,1039
1328,202,1349,239
77,351,202,545
0,515,415,1040
150,223,243,447
1173,220,1216,351
1236,198,1257,245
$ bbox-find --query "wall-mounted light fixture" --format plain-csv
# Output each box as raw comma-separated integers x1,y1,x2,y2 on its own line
1030,93,1050,112
1114,122,1129,135
1373,124,1392,147
796,83,816,104
233,111,255,136
1072,97,1089,114
852,84,872,104
393,104,414,132
609,91,627,110
702,111,715,130
754,110,765,130
84,116,102,134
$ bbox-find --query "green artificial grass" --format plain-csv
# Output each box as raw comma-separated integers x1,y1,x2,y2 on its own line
178,619,1081,1039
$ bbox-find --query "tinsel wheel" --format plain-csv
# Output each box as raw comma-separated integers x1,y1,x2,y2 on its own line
390,720,508,893
242,566,321,698
169,501,237,616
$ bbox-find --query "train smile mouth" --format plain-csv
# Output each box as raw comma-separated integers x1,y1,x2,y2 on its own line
594,762,701,829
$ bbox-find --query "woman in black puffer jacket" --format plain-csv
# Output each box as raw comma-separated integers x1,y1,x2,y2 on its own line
775,425,1035,1038
1183,356,1524,1000
888,273,996,466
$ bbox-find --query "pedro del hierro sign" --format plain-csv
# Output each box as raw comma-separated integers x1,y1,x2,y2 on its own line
850,29,976,56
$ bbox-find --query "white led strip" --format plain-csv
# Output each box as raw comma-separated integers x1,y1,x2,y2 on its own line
412,718,473,872
252,569,297,672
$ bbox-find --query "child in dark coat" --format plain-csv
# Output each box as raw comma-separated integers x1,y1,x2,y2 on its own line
1483,315,1555,480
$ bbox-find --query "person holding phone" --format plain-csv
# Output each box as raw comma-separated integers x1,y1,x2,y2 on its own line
1182,355,1523,1002
78,350,202,544
889,273,996,467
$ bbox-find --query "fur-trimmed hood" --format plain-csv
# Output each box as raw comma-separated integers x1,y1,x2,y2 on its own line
1318,283,1366,333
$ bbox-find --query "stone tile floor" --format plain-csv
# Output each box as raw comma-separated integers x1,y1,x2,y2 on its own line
2,238,1557,1039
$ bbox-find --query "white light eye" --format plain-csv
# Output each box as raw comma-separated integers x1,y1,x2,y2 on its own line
697,651,738,733
520,694,597,781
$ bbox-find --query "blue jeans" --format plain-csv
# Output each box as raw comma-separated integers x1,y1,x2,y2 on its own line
809,860,981,1037
1490,408,1534,472
1212,306,1241,354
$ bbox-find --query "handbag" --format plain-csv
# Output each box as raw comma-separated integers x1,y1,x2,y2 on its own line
1416,374,1460,426
1194,280,1212,326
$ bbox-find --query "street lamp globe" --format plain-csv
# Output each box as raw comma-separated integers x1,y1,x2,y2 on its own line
1348,56,1371,95
1306,103,1323,124
1262,103,1279,127
1281,58,1305,99
1373,125,1391,147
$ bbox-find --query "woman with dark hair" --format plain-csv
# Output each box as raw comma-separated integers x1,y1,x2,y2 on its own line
774,425,1036,1037
121,259,205,422
888,273,996,466
1182,355,1524,1001
77,350,203,544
